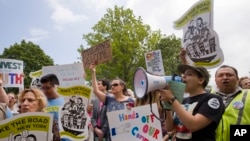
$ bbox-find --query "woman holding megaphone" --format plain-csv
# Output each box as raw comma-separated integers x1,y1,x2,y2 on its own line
160,65,225,141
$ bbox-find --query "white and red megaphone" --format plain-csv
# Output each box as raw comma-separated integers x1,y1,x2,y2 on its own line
133,67,182,98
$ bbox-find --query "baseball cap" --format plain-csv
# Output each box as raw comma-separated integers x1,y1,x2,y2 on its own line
178,64,209,87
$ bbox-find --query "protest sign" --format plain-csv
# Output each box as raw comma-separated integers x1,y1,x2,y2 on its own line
145,49,165,75
81,40,112,68
0,112,53,141
56,85,92,141
29,69,43,88
174,0,224,69
107,103,163,141
0,58,24,88
42,63,85,87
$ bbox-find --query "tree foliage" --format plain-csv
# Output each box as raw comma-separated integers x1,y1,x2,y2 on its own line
80,6,182,89
0,40,54,91
82,6,161,88
156,34,182,75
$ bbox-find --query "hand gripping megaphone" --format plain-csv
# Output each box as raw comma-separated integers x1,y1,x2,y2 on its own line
133,67,182,98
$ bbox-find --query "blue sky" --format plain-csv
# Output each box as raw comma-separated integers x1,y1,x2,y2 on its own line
1,0,250,86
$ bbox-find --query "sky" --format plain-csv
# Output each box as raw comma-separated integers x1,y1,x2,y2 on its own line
1,0,250,87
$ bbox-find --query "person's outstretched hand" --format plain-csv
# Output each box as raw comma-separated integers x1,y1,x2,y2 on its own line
89,63,96,73
179,48,187,65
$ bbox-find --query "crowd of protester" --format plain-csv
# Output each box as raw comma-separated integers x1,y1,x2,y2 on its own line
1,48,250,141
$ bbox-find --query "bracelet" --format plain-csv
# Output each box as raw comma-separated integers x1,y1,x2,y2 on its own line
168,97,177,105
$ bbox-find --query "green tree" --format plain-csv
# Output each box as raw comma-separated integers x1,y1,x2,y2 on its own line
0,40,54,92
81,6,161,88
156,34,182,75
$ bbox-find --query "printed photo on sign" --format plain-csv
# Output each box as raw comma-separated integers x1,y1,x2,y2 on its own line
173,0,224,69
107,103,163,141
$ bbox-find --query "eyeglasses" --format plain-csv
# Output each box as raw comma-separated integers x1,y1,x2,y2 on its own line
111,83,119,87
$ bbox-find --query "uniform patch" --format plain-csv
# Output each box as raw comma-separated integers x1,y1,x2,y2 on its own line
233,101,244,110
208,98,220,109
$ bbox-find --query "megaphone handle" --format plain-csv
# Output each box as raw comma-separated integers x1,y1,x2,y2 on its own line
172,74,178,81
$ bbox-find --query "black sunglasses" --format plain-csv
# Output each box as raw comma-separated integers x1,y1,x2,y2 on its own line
111,83,119,87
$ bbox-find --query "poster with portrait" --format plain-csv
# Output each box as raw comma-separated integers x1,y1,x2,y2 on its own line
0,112,53,141
56,85,92,141
145,49,165,75
174,0,224,69
107,103,163,141
0,58,24,88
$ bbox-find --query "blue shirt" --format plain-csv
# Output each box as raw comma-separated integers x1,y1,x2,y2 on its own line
6,107,13,118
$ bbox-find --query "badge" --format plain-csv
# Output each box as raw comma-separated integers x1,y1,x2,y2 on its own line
208,98,220,109
233,101,244,110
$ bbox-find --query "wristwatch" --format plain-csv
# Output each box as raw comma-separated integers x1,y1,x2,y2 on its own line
168,97,177,105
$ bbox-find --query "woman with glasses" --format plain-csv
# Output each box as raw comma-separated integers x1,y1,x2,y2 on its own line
89,63,134,140
89,63,134,112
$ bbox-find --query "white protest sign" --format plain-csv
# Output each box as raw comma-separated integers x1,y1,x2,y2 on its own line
57,85,92,141
145,49,165,75
174,0,224,69
0,58,24,88
107,103,163,141
42,63,85,87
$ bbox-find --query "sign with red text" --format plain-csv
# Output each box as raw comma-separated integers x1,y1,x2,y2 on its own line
0,112,53,141
81,40,112,69
174,0,224,69
0,58,24,88
145,49,165,75
42,63,85,87
107,103,163,141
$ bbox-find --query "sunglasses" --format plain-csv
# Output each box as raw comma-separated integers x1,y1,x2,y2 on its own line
111,83,119,87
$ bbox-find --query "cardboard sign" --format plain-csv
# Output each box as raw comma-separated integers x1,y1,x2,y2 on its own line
81,40,112,68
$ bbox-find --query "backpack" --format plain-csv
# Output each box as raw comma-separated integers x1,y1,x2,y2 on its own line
0,103,7,120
